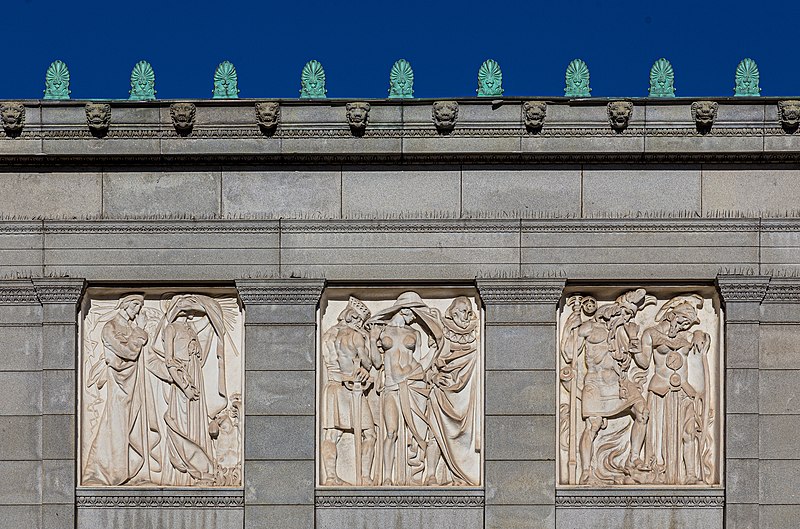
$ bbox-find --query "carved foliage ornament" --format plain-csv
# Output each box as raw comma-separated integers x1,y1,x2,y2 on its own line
649,58,676,98
477,59,503,97
778,100,800,132
44,60,71,100
213,60,239,99
300,60,327,98
523,101,547,132
607,101,633,131
170,103,196,133
0,102,25,134
734,58,760,97
558,289,721,487
388,59,414,99
129,60,156,101
255,101,280,132
565,59,591,98
319,291,482,487
432,101,458,133
346,102,370,135
86,103,111,135
691,101,718,132
80,292,244,488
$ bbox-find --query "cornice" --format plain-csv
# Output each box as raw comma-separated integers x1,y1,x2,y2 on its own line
236,279,325,305
716,274,771,302
477,278,565,304
763,277,800,303
32,278,85,304
75,490,243,508
0,280,39,304
315,490,484,508
555,491,724,508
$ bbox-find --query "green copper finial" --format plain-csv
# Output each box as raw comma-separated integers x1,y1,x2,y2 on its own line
734,58,761,96
477,59,503,97
129,61,156,101
213,60,240,99
649,58,675,97
300,60,326,98
388,59,414,99
43,60,70,100
564,59,591,97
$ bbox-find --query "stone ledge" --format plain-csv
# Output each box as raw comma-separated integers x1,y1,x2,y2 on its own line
555,488,724,508
236,279,325,305
75,487,244,508
315,487,484,508
477,279,566,304
716,275,771,302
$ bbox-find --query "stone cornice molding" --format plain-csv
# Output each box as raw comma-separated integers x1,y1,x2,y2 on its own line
315,489,484,508
76,489,243,508
236,279,325,305
477,278,566,304
763,277,800,303
0,280,39,304
32,277,86,304
555,490,724,508
716,274,770,303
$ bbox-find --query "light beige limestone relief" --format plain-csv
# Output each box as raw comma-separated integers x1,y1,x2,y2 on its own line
79,290,244,487
318,289,483,487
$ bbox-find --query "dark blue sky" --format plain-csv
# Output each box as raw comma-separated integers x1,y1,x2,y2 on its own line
8,0,799,100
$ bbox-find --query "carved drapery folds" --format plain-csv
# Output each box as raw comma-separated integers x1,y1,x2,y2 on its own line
557,287,722,487
318,289,483,487
80,290,244,488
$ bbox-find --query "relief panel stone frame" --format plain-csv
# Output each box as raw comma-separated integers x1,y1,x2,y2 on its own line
556,284,724,489
316,285,485,489
77,287,245,490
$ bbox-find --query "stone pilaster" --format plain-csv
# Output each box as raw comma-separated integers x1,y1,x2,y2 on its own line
32,277,84,529
236,278,325,529
716,274,769,529
477,278,565,529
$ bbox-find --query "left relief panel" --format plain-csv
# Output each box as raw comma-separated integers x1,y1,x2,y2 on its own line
79,289,244,488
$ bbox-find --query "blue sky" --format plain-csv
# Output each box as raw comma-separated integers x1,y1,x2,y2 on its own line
7,0,799,99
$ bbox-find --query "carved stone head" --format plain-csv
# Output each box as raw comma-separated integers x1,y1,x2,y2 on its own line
170,102,196,134
346,102,370,135
432,101,458,133
255,101,280,132
85,103,111,136
0,102,25,135
522,101,547,131
778,100,800,132
607,101,633,131
691,101,718,132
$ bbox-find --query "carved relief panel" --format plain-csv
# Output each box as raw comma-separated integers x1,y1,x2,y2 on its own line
557,287,722,487
318,288,483,487
79,289,244,487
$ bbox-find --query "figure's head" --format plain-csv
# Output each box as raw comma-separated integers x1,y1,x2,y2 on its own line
445,296,476,329
432,101,458,132
399,307,414,324
338,296,371,328
346,102,370,132
779,100,800,130
607,101,633,131
85,103,111,134
255,101,280,131
170,102,196,132
664,302,700,338
581,296,597,316
117,294,145,320
1,102,25,133
523,101,547,131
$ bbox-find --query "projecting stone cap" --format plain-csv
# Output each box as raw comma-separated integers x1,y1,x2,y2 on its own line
716,273,770,303
763,276,800,303
236,278,326,305
477,277,566,304
0,279,39,305
32,277,86,304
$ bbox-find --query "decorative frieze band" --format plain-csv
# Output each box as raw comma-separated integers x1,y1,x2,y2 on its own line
76,491,244,509
315,493,484,508
0,280,39,304
236,279,325,305
716,275,770,302
763,277,800,303
477,279,565,304
32,278,86,304
555,491,724,508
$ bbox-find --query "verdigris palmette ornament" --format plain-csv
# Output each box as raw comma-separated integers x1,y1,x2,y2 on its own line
129,60,156,101
388,59,414,99
300,60,326,98
564,59,591,97
477,59,503,97
44,60,71,100
213,60,239,99
649,58,675,97
734,58,760,96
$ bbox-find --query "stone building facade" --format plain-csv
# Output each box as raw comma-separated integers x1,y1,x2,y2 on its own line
0,97,798,529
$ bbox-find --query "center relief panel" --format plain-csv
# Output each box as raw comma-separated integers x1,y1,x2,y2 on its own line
79,288,244,488
557,286,723,488
318,287,483,488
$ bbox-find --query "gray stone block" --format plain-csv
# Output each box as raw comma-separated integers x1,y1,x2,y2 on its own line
244,304,317,325
582,165,701,216
726,323,760,368
42,414,74,459
485,324,555,370
760,505,800,529
727,368,759,414
486,415,554,461
462,165,581,217
77,505,243,529
103,171,221,217
42,459,74,504
341,166,461,217
0,172,102,218
42,503,73,529
760,415,800,460
0,460,42,504
759,370,800,414
727,413,759,459
245,370,314,416
486,370,554,415
760,459,800,504
245,505,313,529
222,169,342,218
484,304,560,325
245,415,314,460
727,458,760,504
703,166,800,214
244,460,313,505
0,506,40,529
725,503,759,529
41,323,76,370
0,371,41,415
42,369,74,414
315,506,483,529
485,505,555,529
0,415,41,460
244,324,315,371
0,325,41,371
760,324,800,369
555,506,722,529
485,460,553,505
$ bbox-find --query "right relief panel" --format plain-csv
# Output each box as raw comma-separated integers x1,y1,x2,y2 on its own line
557,287,723,487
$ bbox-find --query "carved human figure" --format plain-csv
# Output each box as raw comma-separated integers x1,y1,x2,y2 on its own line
636,295,712,485
321,297,377,486
83,295,160,486
367,292,445,486
562,289,656,484
148,294,230,486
